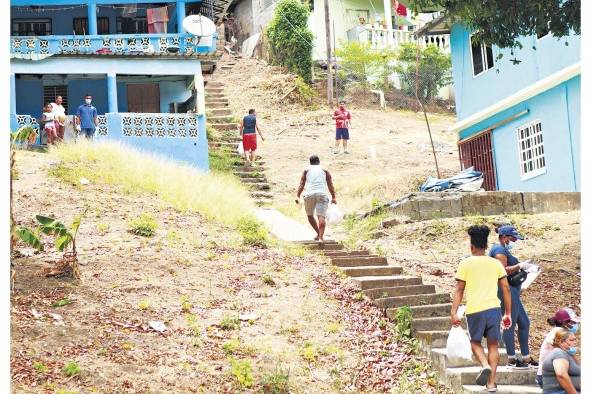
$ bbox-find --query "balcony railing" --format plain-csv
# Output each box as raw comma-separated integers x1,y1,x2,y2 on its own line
347,25,450,53
10,33,216,56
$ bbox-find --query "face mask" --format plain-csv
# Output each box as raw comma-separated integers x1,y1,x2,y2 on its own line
569,323,579,334
506,241,516,251
85,99,92,105
567,347,577,356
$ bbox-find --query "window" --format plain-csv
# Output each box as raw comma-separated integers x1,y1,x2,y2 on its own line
470,36,494,76
43,85,68,114
11,19,52,36
73,17,110,35
345,9,370,29
517,120,546,179
116,17,148,34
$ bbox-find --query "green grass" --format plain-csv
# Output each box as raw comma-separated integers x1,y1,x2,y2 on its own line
52,298,72,308
49,140,255,227
208,148,236,173
129,213,157,237
220,315,241,330
260,369,290,393
343,209,390,244
33,362,48,373
62,361,81,377
236,216,268,247
229,358,254,388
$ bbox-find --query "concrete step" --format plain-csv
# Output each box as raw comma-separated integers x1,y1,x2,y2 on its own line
211,123,238,131
205,81,225,88
206,100,229,106
298,240,339,245
331,256,387,267
322,250,370,257
412,316,465,332
373,292,450,309
341,265,403,277
208,108,232,116
406,303,451,318
234,171,266,178
232,165,268,172
352,275,423,290
247,182,270,191
211,141,238,147
462,384,541,393
205,87,224,94
250,191,273,199
431,347,511,370
209,115,236,123
240,177,268,184
304,243,344,251
206,93,227,99
366,284,434,300
416,330,506,352
446,366,537,387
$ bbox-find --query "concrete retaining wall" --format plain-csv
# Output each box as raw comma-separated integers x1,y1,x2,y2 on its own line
387,192,580,221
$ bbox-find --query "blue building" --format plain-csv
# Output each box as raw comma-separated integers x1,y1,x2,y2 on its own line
418,16,580,192
10,0,221,170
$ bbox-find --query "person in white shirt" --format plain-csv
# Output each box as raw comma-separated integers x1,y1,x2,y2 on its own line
41,103,57,145
296,155,337,241
50,96,66,140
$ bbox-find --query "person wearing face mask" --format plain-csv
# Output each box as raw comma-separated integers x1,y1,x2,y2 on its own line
75,94,98,139
489,225,537,369
536,308,580,388
332,101,351,154
541,328,580,393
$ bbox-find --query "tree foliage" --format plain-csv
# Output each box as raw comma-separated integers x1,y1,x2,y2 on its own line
335,42,396,88
394,43,452,102
412,0,580,49
266,0,314,83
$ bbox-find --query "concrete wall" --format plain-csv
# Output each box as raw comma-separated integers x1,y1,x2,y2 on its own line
388,191,580,221
231,0,277,46
159,80,192,113
449,24,580,121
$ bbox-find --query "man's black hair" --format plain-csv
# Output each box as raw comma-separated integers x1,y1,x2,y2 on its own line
309,155,320,165
248,108,255,114
85,93,92,98
339,100,346,104
467,225,490,250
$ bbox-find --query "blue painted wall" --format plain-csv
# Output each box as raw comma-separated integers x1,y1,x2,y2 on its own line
11,4,179,35
486,79,579,192
449,24,580,120
159,80,192,112
69,78,109,114
565,75,580,190
15,79,43,117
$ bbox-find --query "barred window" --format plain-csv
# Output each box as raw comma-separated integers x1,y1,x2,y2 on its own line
517,120,546,179
470,35,494,77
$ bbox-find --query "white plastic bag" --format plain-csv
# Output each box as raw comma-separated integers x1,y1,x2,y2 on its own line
237,142,244,155
447,305,472,361
520,262,541,291
326,203,344,224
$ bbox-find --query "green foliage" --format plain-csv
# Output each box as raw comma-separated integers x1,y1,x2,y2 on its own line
394,43,452,102
129,213,157,237
15,227,43,251
16,212,85,253
52,298,72,307
411,0,580,49
223,338,241,354
33,362,48,373
294,76,317,106
236,216,268,247
229,358,254,388
267,0,314,83
393,306,413,339
209,148,235,173
220,315,241,330
336,42,397,89
260,369,290,394
262,273,276,286
62,361,81,377
10,125,37,145
96,222,110,235
299,341,319,363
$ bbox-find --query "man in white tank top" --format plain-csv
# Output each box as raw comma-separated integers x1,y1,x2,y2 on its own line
296,155,337,241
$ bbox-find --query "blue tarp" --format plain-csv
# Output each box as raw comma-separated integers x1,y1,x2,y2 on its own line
420,167,484,192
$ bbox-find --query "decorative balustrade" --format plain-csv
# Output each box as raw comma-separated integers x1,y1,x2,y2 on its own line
10,33,216,56
347,25,449,53
119,113,199,138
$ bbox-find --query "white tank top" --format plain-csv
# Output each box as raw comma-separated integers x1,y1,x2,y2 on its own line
304,165,328,196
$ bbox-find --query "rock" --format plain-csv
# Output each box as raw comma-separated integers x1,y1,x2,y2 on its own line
380,215,411,228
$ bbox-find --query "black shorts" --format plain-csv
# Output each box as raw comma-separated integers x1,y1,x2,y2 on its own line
336,128,349,140
466,307,502,343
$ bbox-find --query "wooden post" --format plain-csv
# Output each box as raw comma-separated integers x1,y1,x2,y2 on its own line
324,0,333,106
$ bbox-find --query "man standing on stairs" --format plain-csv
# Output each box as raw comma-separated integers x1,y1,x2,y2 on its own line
239,109,265,165
451,225,513,391
296,155,337,241
332,101,351,154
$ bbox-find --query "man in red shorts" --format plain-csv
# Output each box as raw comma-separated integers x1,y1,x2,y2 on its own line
332,101,351,154
239,108,265,165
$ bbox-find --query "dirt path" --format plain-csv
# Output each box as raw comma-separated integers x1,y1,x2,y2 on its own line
10,150,447,393
214,57,459,216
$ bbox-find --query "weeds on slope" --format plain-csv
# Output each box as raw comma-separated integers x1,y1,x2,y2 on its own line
49,141,257,229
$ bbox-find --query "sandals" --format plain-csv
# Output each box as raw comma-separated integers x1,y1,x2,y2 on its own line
475,366,492,386
485,384,498,392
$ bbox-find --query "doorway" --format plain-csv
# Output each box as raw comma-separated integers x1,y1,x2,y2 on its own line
127,83,160,113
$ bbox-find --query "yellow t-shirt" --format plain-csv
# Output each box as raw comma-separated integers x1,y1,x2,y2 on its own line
455,256,507,315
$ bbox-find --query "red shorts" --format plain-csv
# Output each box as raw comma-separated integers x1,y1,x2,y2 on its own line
242,133,257,151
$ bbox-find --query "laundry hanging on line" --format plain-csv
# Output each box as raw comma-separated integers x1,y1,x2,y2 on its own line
147,6,169,34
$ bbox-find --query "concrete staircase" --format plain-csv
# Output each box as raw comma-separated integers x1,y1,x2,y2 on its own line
300,240,542,394
205,68,273,206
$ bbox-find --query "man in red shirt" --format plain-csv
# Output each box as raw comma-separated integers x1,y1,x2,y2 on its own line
332,101,351,154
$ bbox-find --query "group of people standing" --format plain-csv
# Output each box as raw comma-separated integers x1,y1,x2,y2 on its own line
452,225,580,393
40,94,99,144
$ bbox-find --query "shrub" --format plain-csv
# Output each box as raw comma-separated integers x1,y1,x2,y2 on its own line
267,0,314,82
262,273,276,286
129,213,157,237
393,306,413,339
220,315,241,330
394,43,452,102
229,358,254,388
63,361,81,377
236,216,268,247
336,42,396,89
260,369,290,394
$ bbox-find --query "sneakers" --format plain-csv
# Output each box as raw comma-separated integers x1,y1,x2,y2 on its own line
526,358,539,368
507,358,530,369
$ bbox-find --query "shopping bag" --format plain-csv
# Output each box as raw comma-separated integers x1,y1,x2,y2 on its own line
447,305,472,361
326,203,344,224
237,142,244,155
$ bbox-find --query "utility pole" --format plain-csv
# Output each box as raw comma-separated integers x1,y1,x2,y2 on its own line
324,0,333,106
